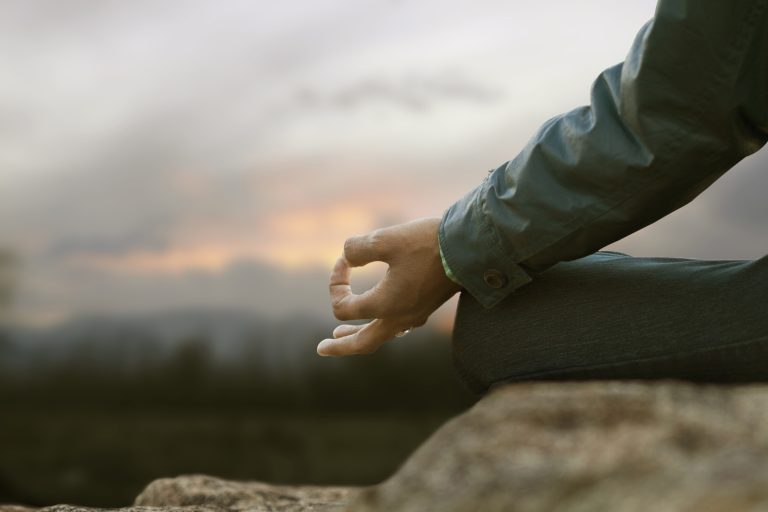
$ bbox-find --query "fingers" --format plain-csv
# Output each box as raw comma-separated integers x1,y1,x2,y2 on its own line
329,256,383,320
332,324,364,338
329,256,352,309
317,318,403,357
329,228,396,321
344,230,390,267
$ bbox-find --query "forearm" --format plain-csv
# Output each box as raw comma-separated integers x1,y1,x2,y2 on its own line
441,0,768,308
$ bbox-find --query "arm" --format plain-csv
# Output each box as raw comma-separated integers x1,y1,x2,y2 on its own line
441,0,768,308
318,0,768,356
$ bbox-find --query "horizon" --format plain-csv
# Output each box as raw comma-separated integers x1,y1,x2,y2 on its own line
2,0,766,331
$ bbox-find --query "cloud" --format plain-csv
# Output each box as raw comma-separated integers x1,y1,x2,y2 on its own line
47,230,170,259
11,254,335,327
295,72,504,112
2,0,765,328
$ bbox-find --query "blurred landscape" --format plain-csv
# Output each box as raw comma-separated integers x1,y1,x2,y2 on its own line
0,305,473,506
2,0,766,508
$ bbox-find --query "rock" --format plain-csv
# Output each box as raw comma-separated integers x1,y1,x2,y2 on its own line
0,508,216,512
0,477,355,512
134,475,355,512
6,381,768,512
349,380,768,512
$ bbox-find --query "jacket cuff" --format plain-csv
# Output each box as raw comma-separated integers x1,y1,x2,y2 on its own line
439,182,533,309
438,240,462,286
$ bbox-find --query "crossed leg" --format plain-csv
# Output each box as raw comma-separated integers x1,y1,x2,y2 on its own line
452,251,768,394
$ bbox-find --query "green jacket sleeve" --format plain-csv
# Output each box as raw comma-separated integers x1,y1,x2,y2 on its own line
439,0,768,308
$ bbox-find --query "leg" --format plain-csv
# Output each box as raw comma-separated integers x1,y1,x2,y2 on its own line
452,251,768,394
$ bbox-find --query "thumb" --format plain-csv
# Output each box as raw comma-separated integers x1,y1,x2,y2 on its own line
343,230,391,266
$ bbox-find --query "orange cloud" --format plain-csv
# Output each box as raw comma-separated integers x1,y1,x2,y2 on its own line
69,203,396,274
73,246,240,274
260,204,382,268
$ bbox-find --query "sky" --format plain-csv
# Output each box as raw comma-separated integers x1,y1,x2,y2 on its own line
1,0,766,328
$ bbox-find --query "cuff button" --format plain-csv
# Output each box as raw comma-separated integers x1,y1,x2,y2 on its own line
483,269,508,289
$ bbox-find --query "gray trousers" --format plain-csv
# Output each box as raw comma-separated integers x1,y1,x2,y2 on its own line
452,252,768,394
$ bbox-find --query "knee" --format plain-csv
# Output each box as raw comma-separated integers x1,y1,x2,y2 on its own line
451,292,498,395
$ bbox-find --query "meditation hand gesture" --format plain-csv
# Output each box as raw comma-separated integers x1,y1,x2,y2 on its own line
317,217,462,356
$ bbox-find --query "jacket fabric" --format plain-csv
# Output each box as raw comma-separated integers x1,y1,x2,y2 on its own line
439,0,768,308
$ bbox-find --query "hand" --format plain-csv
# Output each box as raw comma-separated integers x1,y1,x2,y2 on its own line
317,217,462,356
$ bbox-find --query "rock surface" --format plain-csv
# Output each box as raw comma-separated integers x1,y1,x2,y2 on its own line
0,477,354,512
350,381,768,512
5,381,768,512
135,474,354,512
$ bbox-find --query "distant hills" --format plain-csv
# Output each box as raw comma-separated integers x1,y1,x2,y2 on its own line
0,308,470,413
1,308,337,373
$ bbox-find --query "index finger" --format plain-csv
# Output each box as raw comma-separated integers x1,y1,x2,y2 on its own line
329,256,352,302
329,256,381,321
317,318,402,356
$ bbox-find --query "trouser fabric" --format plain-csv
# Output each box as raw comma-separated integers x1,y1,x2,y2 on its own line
452,251,768,394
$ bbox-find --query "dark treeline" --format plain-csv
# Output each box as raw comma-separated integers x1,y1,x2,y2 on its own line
0,329,475,412
0,320,475,507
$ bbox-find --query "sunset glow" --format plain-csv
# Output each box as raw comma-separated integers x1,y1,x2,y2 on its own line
66,205,390,274
4,0,766,329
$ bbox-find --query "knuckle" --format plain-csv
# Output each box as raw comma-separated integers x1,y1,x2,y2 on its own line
342,237,358,260
368,229,385,246
368,230,391,259
331,301,353,321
